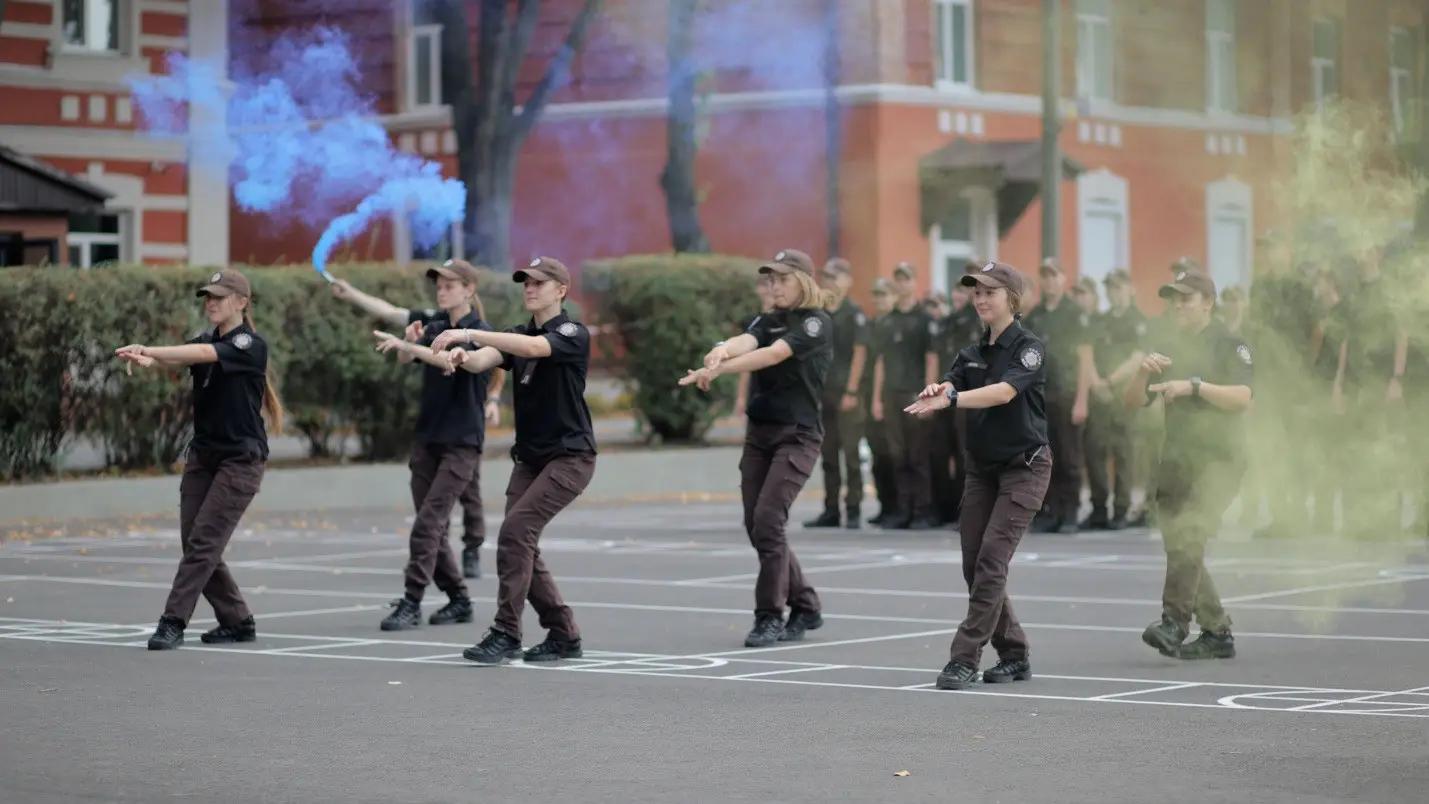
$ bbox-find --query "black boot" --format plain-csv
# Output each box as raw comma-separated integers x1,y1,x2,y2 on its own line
1177,630,1235,660
803,510,841,529
147,616,185,651
844,510,862,530
935,660,979,690
523,635,583,662
981,657,1031,683
463,629,524,664
462,547,481,579
428,596,473,625
779,609,824,642
200,616,256,644
380,597,422,632
743,615,785,647
1079,510,1111,530
1141,616,1189,657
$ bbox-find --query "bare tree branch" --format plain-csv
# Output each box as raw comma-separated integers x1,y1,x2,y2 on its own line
514,0,603,141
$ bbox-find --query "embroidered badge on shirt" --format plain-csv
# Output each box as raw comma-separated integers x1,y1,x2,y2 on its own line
558,322,579,337
803,316,823,337
855,312,866,327
233,333,253,350
1020,347,1042,369
1236,344,1253,365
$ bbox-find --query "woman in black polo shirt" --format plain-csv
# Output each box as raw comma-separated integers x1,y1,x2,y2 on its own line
369,259,497,632
115,269,283,651
904,261,1050,690
434,256,597,665
678,249,834,648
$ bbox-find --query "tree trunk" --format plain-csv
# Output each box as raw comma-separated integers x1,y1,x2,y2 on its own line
431,0,603,270
1417,22,1429,235
822,0,842,257
659,0,709,254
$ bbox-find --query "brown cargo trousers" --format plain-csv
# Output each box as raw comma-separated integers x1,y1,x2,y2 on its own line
949,448,1052,666
162,451,263,626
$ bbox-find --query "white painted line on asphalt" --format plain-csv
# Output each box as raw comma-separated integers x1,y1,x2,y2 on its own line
1089,682,1202,700
674,558,945,585
1223,573,1429,603
6,575,1429,645
721,665,848,680
1285,685,1429,712
262,640,386,654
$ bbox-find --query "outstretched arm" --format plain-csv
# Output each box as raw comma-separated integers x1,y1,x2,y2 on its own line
115,343,218,369
331,280,410,329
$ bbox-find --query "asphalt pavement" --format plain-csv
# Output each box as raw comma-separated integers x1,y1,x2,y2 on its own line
2,497,1427,803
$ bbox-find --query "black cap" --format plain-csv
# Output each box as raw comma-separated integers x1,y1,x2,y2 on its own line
1158,270,1217,300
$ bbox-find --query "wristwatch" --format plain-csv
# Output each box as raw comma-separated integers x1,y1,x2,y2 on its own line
1190,376,1202,398
945,386,959,406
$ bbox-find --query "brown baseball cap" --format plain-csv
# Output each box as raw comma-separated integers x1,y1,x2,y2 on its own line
1159,270,1217,300
963,258,985,276
426,258,481,285
1074,276,1098,295
1103,268,1132,287
759,249,814,276
871,277,893,296
1170,256,1201,274
961,261,1026,294
1038,257,1062,277
892,261,916,279
196,268,251,298
821,257,851,278
513,256,571,286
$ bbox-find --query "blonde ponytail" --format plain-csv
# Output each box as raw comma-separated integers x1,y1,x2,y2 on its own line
242,308,285,434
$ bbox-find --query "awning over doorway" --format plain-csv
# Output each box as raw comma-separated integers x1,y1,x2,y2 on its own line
0,144,111,213
919,139,1083,235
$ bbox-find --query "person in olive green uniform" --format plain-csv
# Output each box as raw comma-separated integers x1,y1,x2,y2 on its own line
1129,270,1253,661
865,279,899,525
1023,259,1092,534
804,258,870,530
1082,269,1146,530
872,262,940,529
927,290,962,527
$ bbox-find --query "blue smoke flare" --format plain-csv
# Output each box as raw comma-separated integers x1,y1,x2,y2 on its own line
128,26,464,276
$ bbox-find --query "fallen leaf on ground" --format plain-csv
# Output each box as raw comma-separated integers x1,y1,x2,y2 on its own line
893,770,910,777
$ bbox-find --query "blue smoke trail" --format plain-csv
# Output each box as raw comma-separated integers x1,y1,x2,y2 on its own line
128,26,464,278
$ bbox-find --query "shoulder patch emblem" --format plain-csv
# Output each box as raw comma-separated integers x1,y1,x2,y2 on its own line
233,333,253,350
1020,347,1043,370
803,316,823,337
854,312,866,327
557,322,579,337
1236,343,1253,365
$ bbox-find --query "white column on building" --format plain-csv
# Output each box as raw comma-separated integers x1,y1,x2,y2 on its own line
186,0,230,266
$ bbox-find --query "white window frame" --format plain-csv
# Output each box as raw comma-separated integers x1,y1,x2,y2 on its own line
1077,168,1129,288
1206,177,1253,293
402,0,444,115
928,188,996,296
932,0,976,91
1389,26,1414,137
67,211,129,268
46,0,148,84
1312,18,1340,110
1205,0,1237,114
1075,0,1113,102
61,0,123,54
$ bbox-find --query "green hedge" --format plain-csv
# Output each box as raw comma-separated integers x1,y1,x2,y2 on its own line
0,262,523,480
584,254,760,442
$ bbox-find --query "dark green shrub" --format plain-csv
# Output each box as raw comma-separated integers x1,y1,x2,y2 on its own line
584,254,759,442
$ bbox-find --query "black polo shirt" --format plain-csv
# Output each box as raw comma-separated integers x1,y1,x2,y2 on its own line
1024,299,1090,393
413,309,490,448
946,320,1048,465
744,307,833,429
1092,304,1148,377
826,297,869,400
502,310,597,464
881,305,935,393
1145,318,1254,466
947,304,984,357
188,323,270,460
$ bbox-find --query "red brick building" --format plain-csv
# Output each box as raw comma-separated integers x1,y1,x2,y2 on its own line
3,1,1422,308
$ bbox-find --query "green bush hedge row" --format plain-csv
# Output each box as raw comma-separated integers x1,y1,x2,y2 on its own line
1,255,762,479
